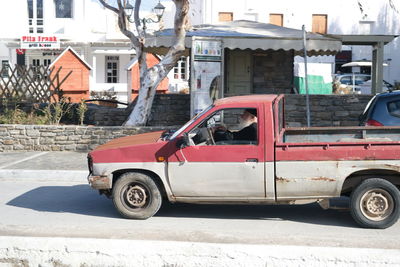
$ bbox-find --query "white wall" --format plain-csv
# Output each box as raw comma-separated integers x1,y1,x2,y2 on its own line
0,0,28,38
188,0,400,84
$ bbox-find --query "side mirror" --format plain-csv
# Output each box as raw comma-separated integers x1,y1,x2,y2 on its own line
176,133,190,148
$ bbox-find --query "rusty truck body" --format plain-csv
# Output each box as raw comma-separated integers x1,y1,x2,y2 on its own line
87,94,400,228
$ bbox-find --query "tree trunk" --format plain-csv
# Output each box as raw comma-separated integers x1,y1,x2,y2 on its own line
99,0,190,126
124,0,190,126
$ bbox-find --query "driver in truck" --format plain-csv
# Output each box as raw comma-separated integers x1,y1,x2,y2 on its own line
214,108,258,143
234,108,258,141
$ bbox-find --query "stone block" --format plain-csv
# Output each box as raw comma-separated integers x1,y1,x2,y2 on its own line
76,144,89,151
26,130,40,137
65,145,77,150
13,144,25,150
3,140,13,145
51,145,61,151
40,138,55,145
55,136,68,141
334,111,350,117
41,132,57,137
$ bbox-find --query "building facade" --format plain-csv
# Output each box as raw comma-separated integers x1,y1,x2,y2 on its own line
0,0,175,104
180,0,400,85
1,0,399,104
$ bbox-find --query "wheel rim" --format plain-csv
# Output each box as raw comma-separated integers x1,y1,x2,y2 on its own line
122,183,150,209
359,189,394,221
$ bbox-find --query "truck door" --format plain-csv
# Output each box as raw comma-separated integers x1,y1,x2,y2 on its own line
168,107,265,198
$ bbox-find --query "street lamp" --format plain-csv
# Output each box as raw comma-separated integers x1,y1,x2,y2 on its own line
124,1,165,30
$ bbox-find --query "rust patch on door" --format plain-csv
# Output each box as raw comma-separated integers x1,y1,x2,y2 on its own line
276,177,290,183
311,177,336,182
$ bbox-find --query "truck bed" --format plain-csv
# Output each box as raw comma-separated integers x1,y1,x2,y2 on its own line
281,126,400,144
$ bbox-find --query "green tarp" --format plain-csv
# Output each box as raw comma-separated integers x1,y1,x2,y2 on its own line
294,75,332,94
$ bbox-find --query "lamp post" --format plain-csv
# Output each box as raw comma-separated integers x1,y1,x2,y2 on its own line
124,1,165,31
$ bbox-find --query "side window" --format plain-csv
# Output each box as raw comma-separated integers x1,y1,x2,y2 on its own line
188,108,258,146
387,100,400,118
355,76,369,85
340,76,351,85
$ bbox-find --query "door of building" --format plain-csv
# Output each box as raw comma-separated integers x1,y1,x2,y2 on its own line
226,50,252,96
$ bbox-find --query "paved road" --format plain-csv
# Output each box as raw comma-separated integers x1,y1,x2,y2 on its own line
1,179,399,249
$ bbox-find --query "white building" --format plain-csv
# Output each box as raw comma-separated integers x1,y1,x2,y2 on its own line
0,0,179,103
1,0,399,101
178,0,400,85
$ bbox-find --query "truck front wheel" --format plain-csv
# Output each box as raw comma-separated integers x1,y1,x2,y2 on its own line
112,172,162,219
350,178,400,229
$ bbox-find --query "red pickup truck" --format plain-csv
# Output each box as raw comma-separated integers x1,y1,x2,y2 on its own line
87,94,400,229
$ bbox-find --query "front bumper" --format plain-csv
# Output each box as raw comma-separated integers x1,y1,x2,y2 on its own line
88,174,112,190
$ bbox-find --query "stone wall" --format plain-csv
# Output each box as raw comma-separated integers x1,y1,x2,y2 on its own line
253,51,294,94
0,94,375,152
85,94,190,126
284,94,373,127
0,125,173,152
148,94,190,126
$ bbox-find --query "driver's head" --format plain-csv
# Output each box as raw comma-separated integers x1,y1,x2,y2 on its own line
239,109,257,127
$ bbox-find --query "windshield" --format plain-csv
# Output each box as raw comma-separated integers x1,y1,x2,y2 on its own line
169,105,214,140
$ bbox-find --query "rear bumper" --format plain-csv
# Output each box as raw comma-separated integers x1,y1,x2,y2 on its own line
88,174,112,190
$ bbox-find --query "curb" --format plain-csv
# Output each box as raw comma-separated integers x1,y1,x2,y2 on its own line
0,169,88,182
0,236,399,266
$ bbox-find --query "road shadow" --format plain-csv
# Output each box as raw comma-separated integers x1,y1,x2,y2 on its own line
156,198,358,228
7,185,357,228
6,185,120,219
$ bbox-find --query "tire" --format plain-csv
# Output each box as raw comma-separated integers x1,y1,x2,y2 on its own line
350,178,400,229
112,172,162,219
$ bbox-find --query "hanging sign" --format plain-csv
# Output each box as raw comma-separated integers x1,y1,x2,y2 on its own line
191,38,223,117
20,35,60,49
193,40,222,61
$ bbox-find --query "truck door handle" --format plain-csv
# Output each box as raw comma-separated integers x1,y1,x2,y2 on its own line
246,158,258,162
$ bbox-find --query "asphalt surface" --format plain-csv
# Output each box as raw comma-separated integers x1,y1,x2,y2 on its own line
0,151,399,266
0,151,399,249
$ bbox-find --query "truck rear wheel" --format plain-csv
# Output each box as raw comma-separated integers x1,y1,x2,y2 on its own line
350,178,400,229
112,172,162,219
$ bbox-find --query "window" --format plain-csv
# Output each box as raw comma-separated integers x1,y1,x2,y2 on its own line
218,12,233,22
189,108,258,146
312,14,327,34
270,14,283,26
43,59,51,67
27,0,44,33
32,59,40,66
1,61,10,78
55,0,73,18
105,56,119,83
387,100,400,118
173,57,187,80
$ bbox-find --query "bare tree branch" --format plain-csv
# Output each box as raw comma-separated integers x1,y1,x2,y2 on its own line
98,0,119,14
98,0,141,48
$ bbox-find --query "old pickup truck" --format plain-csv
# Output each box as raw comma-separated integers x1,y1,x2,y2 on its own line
87,94,400,229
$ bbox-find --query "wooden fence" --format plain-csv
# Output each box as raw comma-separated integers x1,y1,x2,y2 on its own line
0,65,72,104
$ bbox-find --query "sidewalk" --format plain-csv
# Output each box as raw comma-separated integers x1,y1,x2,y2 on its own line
0,151,88,182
